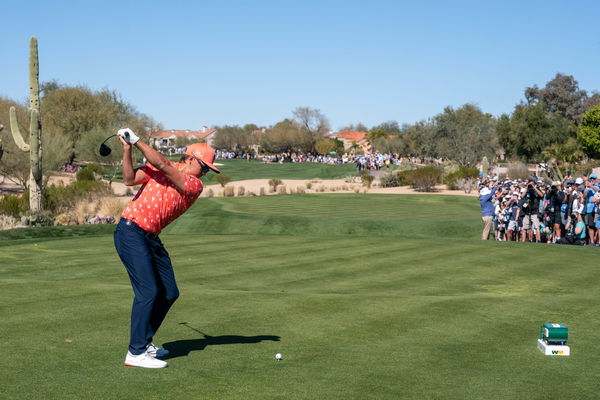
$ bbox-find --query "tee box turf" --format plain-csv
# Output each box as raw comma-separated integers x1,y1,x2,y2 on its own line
537,323,570,356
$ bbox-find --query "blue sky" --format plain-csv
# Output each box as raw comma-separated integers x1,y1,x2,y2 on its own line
2,0,599,131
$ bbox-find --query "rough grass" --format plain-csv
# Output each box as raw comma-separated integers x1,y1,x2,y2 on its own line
1,194,599,399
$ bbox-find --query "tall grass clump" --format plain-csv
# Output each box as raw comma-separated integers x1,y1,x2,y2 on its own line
360,170,374,188
216,173,232,187
223,186,235,197
269,179,283,192
0,193,28,218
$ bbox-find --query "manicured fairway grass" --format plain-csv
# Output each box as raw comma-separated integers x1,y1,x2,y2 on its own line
1,194,600,399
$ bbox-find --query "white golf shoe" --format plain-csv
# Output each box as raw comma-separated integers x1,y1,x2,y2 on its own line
124,351,167,368
147,343,170,358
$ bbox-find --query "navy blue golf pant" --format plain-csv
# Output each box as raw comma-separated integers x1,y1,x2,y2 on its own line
114,218,179,355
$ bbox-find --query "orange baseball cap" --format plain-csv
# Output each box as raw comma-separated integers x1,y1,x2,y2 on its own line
185,143,221,173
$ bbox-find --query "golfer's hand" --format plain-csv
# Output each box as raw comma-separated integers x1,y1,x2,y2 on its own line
118,135,131,148
117,128,140,145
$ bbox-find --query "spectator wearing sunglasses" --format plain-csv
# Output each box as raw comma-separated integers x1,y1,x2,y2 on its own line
113,128,220,369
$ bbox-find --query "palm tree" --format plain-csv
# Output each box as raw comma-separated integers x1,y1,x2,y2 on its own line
541,138,584,181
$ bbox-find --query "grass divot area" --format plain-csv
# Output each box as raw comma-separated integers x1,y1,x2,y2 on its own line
1,194,599,399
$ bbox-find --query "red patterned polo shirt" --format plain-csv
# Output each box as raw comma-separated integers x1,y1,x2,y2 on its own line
121,163,203,234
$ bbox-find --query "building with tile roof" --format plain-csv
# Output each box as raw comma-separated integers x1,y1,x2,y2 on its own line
328,130,370,153
150,126,217,149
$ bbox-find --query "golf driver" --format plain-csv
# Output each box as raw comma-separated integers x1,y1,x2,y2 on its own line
98,134,117,156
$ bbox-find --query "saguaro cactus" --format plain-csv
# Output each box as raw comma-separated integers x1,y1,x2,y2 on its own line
8,36,43,212
481,156,489,178
0,124,4,160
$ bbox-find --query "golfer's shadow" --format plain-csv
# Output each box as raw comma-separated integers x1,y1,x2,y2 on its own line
161,323,280,360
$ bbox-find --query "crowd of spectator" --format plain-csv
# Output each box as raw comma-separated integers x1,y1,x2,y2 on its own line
214,150,404,171
479,173,600,246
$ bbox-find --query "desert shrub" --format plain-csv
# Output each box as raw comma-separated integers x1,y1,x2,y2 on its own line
216,173,232,187
54,212,77,226
223,186,235,197
445,166,479,190
86,215,115,224
0,193,28,218
76,167,96,182
457,177,476,194
98,197,125,218
269,179,283,192
86,163,103,174
259,187,266,196
344,176,357,183
408,166,442,192
353,187,360,193
0,215,19,230
43,180,112,214
396,170,413,186
360,170,374,188
74,200,96,224
380,172,400,188
443,160,460,176
506,161,530,180
237,186,246,196
277,185,287,195
206,189,214,198
20,210,54,227
296,186,306,194
306,181,313,189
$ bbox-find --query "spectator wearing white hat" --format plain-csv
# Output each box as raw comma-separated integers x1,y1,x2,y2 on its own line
479,181,497,240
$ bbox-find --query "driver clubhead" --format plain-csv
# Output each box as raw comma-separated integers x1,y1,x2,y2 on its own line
99,143,112,157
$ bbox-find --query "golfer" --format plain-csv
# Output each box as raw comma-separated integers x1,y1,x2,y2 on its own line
113,128,220,368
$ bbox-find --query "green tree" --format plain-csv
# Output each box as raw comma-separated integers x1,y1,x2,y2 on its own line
338,123,369,132
213,125,251,151
314,139,336,155
399,121,436,157
371,136,404,154
433,104,497,165
260,119,314,154
292,107,330,135
370,121,401,135
525,73,590,123
367,128,389,144
41,83,158,164
498,102,575,161
542,137,584,181
578,105,600,158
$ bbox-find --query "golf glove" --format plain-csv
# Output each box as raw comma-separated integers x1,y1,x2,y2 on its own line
117,128,140,145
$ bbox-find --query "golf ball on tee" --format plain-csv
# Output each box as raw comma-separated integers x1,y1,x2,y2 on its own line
275,353,282,360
